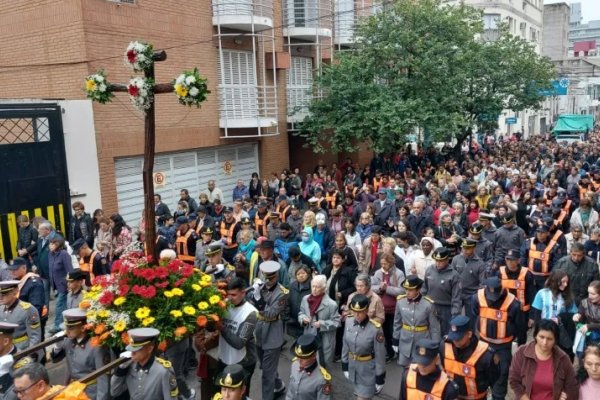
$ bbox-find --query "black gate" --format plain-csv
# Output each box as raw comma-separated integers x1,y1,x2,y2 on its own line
0,103,70,262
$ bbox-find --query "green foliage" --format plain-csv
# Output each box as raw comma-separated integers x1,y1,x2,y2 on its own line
296,0,555,153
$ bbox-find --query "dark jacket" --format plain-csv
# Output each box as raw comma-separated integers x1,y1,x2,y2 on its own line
34,231,59,279
17,224,38,257
322,263,357,307
373,199,397,227
342,201,363,225
509,341,579,400
286,279,311,337
48,249,74,294
19,274,46,319
154,202,171,225
326,246,359,272
408,213,433,239
554,255,600,305
69,212,94,247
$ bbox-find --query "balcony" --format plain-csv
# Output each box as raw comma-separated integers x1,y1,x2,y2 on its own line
482,29,501,42
334,0,380,46
212,0,273,32
218,85,278,129
283,0,333,41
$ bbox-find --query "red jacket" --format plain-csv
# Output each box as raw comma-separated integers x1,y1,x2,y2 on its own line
509,341,579,400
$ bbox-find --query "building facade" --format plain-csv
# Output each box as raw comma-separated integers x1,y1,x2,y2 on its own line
543,2,571,60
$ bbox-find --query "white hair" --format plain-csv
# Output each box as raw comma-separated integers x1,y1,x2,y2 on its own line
159,249,177,261
312,275,327,288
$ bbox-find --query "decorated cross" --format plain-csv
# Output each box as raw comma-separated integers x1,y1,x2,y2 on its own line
84,41,209,260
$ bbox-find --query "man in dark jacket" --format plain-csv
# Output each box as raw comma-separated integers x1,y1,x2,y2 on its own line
408,200,433,239
69,201,94,248
34,221,57,315
555,242,600,305
17,215,38,267
153,194,171,226
373,188,397,228
8,257,47,339
285,246,317,283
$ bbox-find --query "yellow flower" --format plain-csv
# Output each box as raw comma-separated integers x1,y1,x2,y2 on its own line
200,280,211,288
191,284,201,291
86,311,96,319
114,320,126,332
171,288,184,296
183,306,196,316
174,84,188,97
142,317,155,326
98,309,110,318
170,310,183,318
197,302,209,311
135,307,151,320
164,291,174,298
201,275,212,283
209,295,221,305
86,79,97,92
113,297,126,306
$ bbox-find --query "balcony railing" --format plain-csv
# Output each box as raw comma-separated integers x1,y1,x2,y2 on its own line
212,0,274,31
287,87,312,121
218,85,278,128
482,29,501,42
283,0,333,39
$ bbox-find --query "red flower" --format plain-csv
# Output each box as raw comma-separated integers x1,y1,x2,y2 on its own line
140,285,156,299
173,278,186,287
167,260,180,273
154,281,169,289
118,284,130,296
154,267,169,280
127,49,137,63
128,84,139,97
98,291,114,306
181,264,194,278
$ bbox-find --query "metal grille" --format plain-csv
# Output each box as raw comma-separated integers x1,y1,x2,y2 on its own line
0,117,50,145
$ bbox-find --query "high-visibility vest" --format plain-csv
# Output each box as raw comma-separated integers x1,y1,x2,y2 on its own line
176,229,195,262
477,289,516,344
406,364,450,400
373,178,383,192
580,185,590,201
255,212,270,237
325,191,339,209
276,204,291,222
527,230,562,276
499,267,530,311
220,220,238,249
346,187,358,198
443,341,489,400
79,250,99,283
554,200,571,227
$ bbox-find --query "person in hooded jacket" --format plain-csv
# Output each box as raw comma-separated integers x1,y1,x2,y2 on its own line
287,265,313,338
299,227,322,270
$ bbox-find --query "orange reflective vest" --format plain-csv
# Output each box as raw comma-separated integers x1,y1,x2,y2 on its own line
255,212,270,237
499,267,530,311
79,250,99,283
406,364,450,400
220,220,238,249
176,229,195,262
373,178,383,192
580,185,590,201
443,341,489,400
527,230,562,276
325,191,339,209
553,200,571,227
477,289,516,344
276,204,291,222
346,187,358,199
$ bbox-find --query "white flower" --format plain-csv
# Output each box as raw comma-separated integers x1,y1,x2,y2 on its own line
99,84,107,92
139,88,147,96
189,87,199,97
185,75,196,85
176,75,186,85
138,54,146,62
133,42,145,52
96,75,104,83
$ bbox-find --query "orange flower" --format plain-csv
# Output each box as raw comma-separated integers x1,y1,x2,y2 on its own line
218,289,227,296
217,281,227,289
90,337,101,347
196,315,208,328
157,340,168,352
121,332,130,345
218,301,226,309
79,300,91,309
210,314,220,322
83,323,94,331
174,326,188,337
94,323,107,335
100,331,110,341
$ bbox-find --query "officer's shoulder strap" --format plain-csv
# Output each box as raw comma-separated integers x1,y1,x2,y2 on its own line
19,301,32,310
319,366,332,381
155,357,172,369
212,394,223,400
369,319,381,329
396,294,407,300
279,284,289,295
423,296,434,304
225,263,235,271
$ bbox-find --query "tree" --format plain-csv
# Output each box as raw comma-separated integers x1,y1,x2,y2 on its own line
296,0,555,153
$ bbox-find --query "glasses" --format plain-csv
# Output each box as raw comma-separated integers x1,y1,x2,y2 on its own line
14,379,41,395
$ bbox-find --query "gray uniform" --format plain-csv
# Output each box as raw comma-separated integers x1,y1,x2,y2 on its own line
474,237,494,266
392,295,440,367
341,317,386,398
298,295,340,366
111,356,178,400
451,254,487,326
0,301,41,354
52,337,110,400
482,226,497,246
493,225,526,265
285,359,332,400
247,283,289,400
66,290,84,310
421,265,461,336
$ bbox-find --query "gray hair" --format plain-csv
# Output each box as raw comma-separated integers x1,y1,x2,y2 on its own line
312,275,327,288
38,221,53,231
12,362,49,384
592,227,600,236
355,273,371,289
570,223,583,231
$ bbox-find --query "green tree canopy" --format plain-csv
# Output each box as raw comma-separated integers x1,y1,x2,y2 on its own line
296,0,555,153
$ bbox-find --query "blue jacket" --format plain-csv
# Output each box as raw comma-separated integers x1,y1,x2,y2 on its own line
299,227,321,267
232,185,250,202
48,249,73,294
312,225,334,257
34,231,59,279
275,236,300,263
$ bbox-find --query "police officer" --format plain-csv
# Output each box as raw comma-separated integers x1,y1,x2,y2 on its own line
204,243,235,282
471,277,521,400
392,276,440,369
219,207,242,263
399,339,458,400
451,239,487,326
342,294,386,400
65,270,87,310
195,226,216,268
493,211,526,266
254,201,271,238
286,334,332,400
468,223,493,266
7,258,46,338
496,249,534,345
212,364,251,400
440,315,498,400
111,327,179,400
519,224,562,293
478,213,497,246
247,261,288,400
0,281,41,360
422,248,461,335
51,308,109,400
71,238,108,286
175,217,198,264
0,322,20,400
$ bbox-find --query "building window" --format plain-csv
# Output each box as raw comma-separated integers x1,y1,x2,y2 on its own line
482,14,501,42
218,50,258,120
287,56,313,116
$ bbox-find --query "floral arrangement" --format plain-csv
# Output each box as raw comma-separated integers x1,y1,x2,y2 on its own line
80,253,229,350
173,68,210,107
127,77,154,112
84,71,113,104
125,41,154,72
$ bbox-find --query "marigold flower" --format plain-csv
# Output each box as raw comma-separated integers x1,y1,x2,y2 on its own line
174,326,188,337
121,332,130,345
183,306,196,316
98,309,110,318
79,300,91,309
197,302,209,311
90,337,101,347
209,295,221,305
94,324,107,335
142,317,155,326
157,340,168,352
113,297,126,306
86,79,97,92
210,314,220,322
191,284,201,291
99,331,110,341
200,280,211,288
218,301,227,309
171,288,184,296
135,307,151,320
170,310,183,318
114,320,127,332
164,291,174,298
196,315,208,328
201,275,212,283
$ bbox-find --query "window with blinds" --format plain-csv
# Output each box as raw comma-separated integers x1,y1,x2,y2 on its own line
287,56,313,119
218,50,259,120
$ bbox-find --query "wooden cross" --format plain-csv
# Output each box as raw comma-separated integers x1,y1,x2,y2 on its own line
110,50,173,260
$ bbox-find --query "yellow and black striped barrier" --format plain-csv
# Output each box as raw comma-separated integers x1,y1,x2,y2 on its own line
0,204,66,262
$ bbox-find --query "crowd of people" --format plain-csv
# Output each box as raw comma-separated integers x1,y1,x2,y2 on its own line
3,134,600,399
